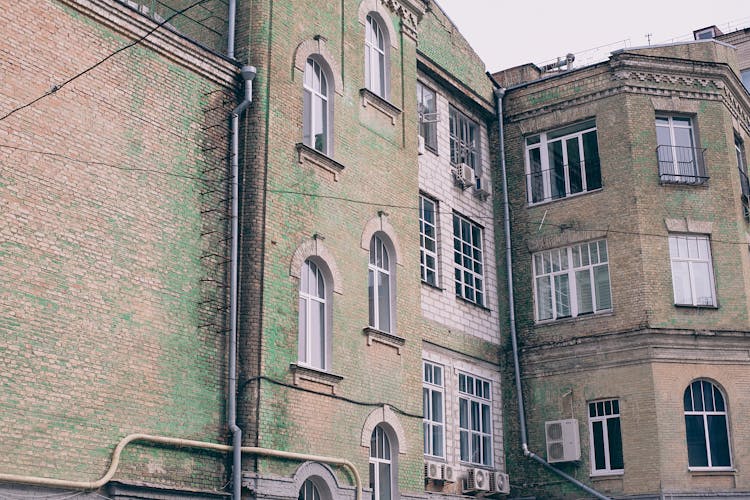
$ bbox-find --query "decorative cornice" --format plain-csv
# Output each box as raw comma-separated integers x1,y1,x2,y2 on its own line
381,0,425,41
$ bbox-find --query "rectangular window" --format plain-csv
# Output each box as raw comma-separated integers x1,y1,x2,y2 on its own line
449,106,479,174
656,116,706,184
458,373,493,466
417,82,437,151
533,240,612,322
524,120,601,204
669,234,716,306
423,361,445,458
588,399,624,475
741,69,750,93
453,213,484,307
420,195,439,286
736,135,749,219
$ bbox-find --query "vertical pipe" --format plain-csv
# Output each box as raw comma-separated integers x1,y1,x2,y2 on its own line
227,0,236,59
229,65,256,500
489,80,610,500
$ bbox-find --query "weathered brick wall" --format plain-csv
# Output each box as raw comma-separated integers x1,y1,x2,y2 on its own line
0,0,236,492
500,43,750,498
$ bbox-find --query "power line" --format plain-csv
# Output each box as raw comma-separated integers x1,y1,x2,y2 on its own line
0,0,210,123
0,143,210,181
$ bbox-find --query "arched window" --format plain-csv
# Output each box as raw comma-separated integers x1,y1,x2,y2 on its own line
298,479,321,500
369,425,392,500
683,380,732,468
365,14,387,98
303,57,330,154
299,259,328,370
368,235,392,333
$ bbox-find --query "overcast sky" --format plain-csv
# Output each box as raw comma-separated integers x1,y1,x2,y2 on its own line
434,1,750,72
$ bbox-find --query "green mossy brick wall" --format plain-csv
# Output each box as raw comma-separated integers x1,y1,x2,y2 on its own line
236,0,427,495
416,4,494,103
1,0,236,492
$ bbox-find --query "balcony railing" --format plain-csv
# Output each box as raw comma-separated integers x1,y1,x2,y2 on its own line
656,145,708,185
526,158,602,205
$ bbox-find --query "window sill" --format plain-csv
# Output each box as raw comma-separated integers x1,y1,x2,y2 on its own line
359,88,402,125
590,471,624,479
295,143,345,181
526,187,603,208
688,467,736,476
456,294,491,312
289,363,344,394
534,310,613,326
659,176,709,186
674,303,718,309
421,280,444,292
363,327,405,355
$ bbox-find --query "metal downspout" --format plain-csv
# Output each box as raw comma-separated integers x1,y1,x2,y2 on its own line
229,65,256,500
227,0,236,59
490,82,611,500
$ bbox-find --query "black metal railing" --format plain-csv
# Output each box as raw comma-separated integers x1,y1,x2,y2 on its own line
656,145,708,185
526,158,602,204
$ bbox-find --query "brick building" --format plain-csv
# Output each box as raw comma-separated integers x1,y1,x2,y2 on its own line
494,36,750,499
1,0,509,499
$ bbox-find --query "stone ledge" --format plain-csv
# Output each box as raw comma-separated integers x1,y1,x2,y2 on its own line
359,88,402,125
363,327,405,355
295,143,346,181
289,363,344,394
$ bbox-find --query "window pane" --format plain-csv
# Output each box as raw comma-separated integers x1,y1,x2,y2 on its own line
576,269,593,314
708,415,731,467
379,462,391,500
554,274,570,317
529,147,544,203
594,265,612,310
685,415,708,467
368,269,375,327
672,261,692,305
460,430,469,461
298,297,307,363
608,417,624,469
433,391,443,423
692,262,714,306
482,435,492,465
433,424,444,458
583,131,601,190
548,140,565,199
567,137,583,194
592,420,606,470
378,271,390,332
311,300,324,368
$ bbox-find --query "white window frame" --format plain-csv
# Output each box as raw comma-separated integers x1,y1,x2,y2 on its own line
299,479,322,500
532,240,612,322
449,106,479,175
419,195,439,287
524,120,601,205
303,57,331,154
298,259,328,370
369,425,393,500
453,213,484,307
458,372,493,467
417,81,438,151
423,361,445,458
368,235,393,333
365,14,387,99
655,115,704,183
684,380,733,470
668,234,716,307
588,399,624,476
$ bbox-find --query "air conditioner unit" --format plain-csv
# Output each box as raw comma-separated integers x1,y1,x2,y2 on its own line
545,419,581,463
455,163,475,189
442,464,457,483
463,467,490,493
418,135,426,155
424,460,443,481
490,471,510,495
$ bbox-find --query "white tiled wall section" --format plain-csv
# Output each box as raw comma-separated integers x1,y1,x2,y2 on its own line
422,348,504,472
418,74,500,344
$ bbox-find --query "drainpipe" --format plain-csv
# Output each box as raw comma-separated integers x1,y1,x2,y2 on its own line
229,65,256,500
227,0,236,59
489,78,610,500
